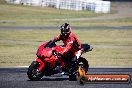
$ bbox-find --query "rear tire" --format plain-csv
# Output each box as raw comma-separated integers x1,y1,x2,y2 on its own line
27,61,43,81
78,57,89,72
77,76,86,85
69,74,77,81
69,57,89,81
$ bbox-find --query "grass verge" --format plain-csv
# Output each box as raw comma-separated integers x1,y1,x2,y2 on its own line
0,29,132,67
0,3,127,26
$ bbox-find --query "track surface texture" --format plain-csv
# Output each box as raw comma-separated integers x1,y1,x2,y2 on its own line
0,26,132,30
0,68,132,88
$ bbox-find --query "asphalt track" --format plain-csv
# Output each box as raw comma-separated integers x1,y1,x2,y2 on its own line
0,26,132,30
0,68,132,88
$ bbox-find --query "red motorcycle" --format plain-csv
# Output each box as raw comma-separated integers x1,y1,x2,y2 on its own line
27,41,92,81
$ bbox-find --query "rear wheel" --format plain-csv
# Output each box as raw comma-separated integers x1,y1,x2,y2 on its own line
69,57,89,81
27,61,43,81
69,74,77,81
77,76,86,85
78,57,89,72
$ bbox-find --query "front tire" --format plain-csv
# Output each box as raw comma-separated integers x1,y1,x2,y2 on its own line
27,61,43,81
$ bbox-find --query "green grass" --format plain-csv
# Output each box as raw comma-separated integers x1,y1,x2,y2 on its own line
0,3,121,26
0,0,6,4
0,4,104,26
0,3,132,26
0,29,132,67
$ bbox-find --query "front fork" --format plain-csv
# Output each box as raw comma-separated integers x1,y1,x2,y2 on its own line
36,58,45,72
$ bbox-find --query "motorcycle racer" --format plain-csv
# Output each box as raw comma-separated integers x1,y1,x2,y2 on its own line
51,23,82,63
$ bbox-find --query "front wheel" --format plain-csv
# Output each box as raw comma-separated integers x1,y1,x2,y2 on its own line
27,61,43,81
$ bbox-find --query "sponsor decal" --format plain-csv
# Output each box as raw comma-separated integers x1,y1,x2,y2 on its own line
78,74,131,85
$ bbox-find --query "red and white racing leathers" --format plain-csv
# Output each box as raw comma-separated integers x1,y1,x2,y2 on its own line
52,32,82,59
